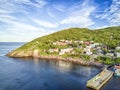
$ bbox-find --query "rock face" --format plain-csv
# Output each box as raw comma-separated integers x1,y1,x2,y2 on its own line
7,49,40,58
33,50,39,57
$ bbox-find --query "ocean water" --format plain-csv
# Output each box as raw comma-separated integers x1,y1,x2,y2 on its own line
0,42,120,90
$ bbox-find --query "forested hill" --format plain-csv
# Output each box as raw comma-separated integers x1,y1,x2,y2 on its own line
20,26,120,50
7,26,120,57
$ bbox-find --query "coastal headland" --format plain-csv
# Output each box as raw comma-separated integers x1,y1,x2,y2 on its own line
7,26,120,67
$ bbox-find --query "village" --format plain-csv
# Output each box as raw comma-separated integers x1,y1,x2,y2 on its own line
45,39,120,59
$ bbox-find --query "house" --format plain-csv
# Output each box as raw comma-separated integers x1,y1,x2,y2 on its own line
49,48,59,53
53,42,57,45
80,41,84,44
86,52,92,55
59,52,65,55
84,46,91,52
60,39,65,42
116,53,120,57
116,46,120,50
96,46,101,49
90,41,94,44
94,43,99,46
106,53,114,57
53,41,67,46
115,46,120,57
90,44,95,48
84,41,90,46
65,40,72,44
59,48,73,55
84,46,92,55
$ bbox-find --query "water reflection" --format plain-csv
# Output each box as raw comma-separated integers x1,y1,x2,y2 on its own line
57,60,72,73
31,58,100,82
33,58,39,73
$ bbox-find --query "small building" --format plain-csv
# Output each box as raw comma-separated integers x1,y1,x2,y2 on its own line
96,46,101,49
84,46,92,55
106,53,114,57
53,42,57,45
49,48,59,53
116,46,120,50
116,53,120,57
115,46,120,57
84,41,90,46
65,40,72,44
90,41,94,44
60,39,65,42
94,43,99,46
90,44,95,48
59,48,73,55
80,41,84,44
86,52,92,55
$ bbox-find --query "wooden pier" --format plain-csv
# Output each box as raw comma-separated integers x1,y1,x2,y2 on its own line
86,69,113,90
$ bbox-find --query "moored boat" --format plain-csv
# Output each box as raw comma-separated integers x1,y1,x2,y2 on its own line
114,65,120,76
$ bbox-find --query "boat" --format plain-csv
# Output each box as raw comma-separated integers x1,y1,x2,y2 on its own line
114,65,120,76
86,68,113,90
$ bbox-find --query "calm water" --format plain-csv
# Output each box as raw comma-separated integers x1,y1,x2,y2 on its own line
0,42,120,90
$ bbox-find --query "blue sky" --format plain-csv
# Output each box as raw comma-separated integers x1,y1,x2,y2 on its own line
0,0,120,42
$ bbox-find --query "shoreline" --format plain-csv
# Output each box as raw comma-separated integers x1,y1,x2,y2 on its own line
7,54,104,68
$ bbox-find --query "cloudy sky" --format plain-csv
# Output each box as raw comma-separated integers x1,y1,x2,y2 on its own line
0,0,120,42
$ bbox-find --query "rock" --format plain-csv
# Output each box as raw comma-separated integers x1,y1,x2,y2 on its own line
33,49,39,57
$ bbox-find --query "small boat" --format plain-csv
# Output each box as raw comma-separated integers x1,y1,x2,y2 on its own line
114,65,120,76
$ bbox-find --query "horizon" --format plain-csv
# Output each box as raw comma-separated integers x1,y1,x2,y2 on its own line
0,0,120,42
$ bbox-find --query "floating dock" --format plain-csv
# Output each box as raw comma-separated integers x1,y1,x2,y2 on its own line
86,69,113,90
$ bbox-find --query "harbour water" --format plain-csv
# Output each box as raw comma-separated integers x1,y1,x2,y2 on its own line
0,42,120,90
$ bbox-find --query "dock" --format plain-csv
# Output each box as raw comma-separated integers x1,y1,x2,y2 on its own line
86,69,113,90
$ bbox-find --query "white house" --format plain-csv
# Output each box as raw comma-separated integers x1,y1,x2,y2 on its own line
49,48,59,53
116,53,120,57
90,44,95,48
59,48,73,55
116,46,120,50
86,52,92,55
106,53,114,57
84,46,91,52
84,46,92,55
115,46,120,57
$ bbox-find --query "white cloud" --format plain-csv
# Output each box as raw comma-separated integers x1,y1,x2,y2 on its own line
19,0,47,8
0,0,47,15
32,19,58,28
53,4,65,12
99,0,120,26
47,8,55,18
0,0,52,42
0,18,53,42
60,0,95,27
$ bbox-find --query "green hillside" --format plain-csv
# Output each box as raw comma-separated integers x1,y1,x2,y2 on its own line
7,26,120,62
18,26,120,51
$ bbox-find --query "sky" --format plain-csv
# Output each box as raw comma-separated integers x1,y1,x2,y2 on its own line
0,0,120,42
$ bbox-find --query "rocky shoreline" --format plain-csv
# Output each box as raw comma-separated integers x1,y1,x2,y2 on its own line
38,56,103,68
7,51,103,68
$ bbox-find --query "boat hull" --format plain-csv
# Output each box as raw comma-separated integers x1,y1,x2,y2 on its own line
114,73,120,76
